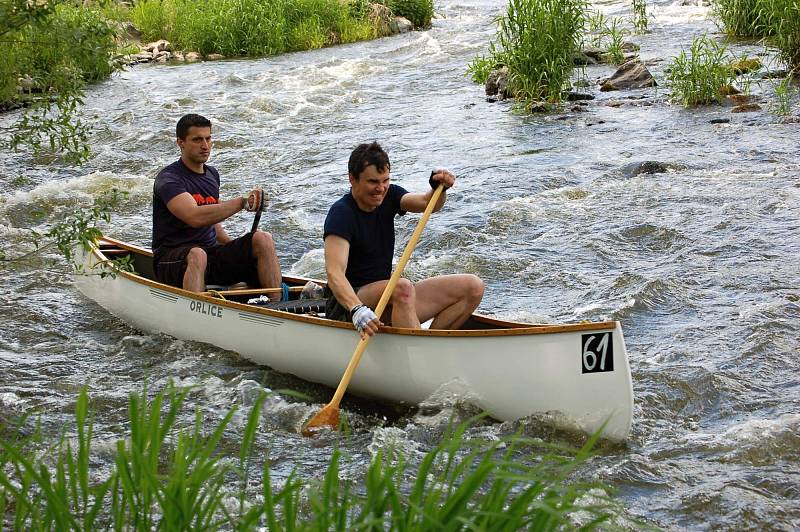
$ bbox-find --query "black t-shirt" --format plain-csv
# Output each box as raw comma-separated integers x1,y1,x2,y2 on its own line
152,159,220,256
323,184,409,287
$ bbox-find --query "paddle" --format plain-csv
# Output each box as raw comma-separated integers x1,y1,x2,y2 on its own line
302,183,446,436
250,188,266,233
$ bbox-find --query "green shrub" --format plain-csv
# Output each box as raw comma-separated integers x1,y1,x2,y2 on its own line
384,0,435,28
468,0,587,108
667,36,737,106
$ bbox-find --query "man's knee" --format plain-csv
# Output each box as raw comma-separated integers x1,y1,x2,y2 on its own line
465,274,485,302
186,247,207,269
392,278,415,305
252,231,276,254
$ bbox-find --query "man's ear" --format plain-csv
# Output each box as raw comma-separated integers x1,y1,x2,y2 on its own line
348,172,357,186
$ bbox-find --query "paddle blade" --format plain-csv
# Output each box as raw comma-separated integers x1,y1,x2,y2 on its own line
302,404,340,437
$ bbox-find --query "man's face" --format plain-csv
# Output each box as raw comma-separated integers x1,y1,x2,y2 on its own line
177,126,212,165
349,164,390,211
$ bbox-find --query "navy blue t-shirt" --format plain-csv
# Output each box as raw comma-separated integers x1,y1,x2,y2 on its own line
323,184,409,287
152,159,220,255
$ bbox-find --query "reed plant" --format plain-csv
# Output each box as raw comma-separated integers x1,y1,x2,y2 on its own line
468,0,587,109
767,0,800,70
713,0,800,70
667,36,737,106
631,0,648,34
712,0,773,37
768,75,799,115
0,384,626,530
603,16,628,64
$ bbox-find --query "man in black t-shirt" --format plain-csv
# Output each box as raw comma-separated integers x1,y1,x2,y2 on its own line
323,142,484,337
152,113,283,297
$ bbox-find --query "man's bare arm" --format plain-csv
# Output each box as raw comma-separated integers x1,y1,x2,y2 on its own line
324,235,362,312
399,169,454,213
166,192,244,228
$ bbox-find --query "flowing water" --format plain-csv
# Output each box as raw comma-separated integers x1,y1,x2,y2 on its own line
2,0,799,528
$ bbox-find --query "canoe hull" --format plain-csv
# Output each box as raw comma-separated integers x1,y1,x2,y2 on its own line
75,240,633,441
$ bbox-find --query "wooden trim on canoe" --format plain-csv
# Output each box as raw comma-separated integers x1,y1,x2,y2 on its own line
86,238,621,338
204,286,305,297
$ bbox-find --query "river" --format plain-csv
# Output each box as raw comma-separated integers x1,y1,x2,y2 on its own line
1,0,798,528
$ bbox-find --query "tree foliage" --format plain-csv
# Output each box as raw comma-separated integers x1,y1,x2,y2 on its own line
0,0,121,163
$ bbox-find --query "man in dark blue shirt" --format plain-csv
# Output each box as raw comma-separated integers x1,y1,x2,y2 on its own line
323,142,484,337
152,113,282,297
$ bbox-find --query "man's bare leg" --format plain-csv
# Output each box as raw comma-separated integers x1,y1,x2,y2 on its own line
356,278,421,329
183,247,207,292
252,231,282,301
413,274,484,330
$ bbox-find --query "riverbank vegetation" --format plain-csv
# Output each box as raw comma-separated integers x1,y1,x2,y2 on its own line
129,0,434,56
0,383,628,530
0,0,434,162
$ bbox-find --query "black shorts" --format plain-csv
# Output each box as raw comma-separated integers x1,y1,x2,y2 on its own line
154,233,259,288
324,285,361,322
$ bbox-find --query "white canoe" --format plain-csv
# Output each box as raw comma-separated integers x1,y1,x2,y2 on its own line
75,236,634,441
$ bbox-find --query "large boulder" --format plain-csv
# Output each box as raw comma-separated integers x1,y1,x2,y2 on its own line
600,59,656,91
144,39,172,53
391,16,414,34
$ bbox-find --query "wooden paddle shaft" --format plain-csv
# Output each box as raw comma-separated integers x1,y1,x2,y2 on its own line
327,184,445,408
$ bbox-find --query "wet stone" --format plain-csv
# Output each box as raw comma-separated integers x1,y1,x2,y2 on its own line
731,103,762,113
565,92,594,101
600,59,656,91
619,161,687,178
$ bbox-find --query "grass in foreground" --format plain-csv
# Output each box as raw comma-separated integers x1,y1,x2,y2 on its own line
0,383,627,530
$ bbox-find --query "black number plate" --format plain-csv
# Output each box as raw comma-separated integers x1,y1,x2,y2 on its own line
581,332,614,374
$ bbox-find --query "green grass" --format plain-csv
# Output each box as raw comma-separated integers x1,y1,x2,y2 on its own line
0,384,628,530
130,0,379,57
468,0,587,109
667,36,737,106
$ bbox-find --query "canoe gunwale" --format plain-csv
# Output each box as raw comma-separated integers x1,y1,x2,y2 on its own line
88,237,622,337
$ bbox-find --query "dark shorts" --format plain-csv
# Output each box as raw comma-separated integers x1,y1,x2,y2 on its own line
324,285,361,322
154,233,258,288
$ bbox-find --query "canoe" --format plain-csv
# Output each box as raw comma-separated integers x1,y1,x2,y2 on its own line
75,236,634,441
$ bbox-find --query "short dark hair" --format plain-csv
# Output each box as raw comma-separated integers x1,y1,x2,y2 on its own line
176,113,211,139
348,142,390,180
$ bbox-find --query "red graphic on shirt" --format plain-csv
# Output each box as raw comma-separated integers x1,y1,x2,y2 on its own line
192,194,218,206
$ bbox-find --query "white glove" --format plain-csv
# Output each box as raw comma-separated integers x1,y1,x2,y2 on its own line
351,304,377,333
243,188,265,212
